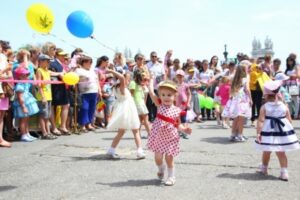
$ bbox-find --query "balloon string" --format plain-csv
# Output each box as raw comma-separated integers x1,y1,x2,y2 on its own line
41,33,97,59
90,35,116,53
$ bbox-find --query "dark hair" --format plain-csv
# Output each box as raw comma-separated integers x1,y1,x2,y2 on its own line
194,60,203,72
0,40,11,51
134,53,144,62
273,58,281,65
166,59,173,68
209,55,218,67
285,56,296,74
71,48,83,58
133,69,144,85
95,55,109,67
79,55,92,66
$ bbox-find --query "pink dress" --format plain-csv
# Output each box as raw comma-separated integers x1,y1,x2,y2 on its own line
216,83,230,106
176,83,189,110
147,105,181,156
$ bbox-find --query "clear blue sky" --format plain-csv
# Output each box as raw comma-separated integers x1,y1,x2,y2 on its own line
1,0,299,63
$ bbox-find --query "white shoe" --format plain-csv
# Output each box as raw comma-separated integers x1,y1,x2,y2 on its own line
165,176,176,186
137,151,146,160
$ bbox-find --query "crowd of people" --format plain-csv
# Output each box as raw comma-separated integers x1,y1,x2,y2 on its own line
0,39,299,185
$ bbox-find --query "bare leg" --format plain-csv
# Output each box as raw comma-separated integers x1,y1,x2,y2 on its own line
275,152,288,168
165,154,174,169
39,116,47,136
141,115,150,136
132,129,142,149
111,129,126,148
50,106,59,133
0,111,11,147
262,151,271,166
60,104,70,131
155,152,164,166
237,116,245,135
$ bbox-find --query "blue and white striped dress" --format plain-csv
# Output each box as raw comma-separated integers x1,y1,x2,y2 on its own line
255,101,300,152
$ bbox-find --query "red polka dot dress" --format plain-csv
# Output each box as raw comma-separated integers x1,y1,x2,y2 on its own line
147,105,181,157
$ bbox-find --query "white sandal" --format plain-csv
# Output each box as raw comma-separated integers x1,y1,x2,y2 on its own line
165,177,176,186
279,172,289,181
257,164,268,175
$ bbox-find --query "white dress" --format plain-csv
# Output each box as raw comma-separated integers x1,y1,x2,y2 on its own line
107,87,140,130
255,102,300,152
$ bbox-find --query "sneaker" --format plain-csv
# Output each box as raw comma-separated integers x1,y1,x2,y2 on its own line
137,151,146,160
229,135,237,142
236,136,246,142
106,152,120,160
27,133,38,141
20,134,36,142
165,176,176,186
223,124,230,129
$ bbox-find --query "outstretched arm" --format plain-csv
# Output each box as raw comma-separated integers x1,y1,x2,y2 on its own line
148,76,160,107
106,69,125,95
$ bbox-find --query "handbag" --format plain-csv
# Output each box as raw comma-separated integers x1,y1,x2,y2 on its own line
2,82,14,98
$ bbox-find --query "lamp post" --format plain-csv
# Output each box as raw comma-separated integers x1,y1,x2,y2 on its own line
223,44,228,62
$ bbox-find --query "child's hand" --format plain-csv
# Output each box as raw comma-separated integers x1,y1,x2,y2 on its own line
256,134,261,143
182,126,192,135
22,106,28,114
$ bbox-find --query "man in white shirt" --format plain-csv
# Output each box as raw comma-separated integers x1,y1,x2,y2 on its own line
146,51,166,122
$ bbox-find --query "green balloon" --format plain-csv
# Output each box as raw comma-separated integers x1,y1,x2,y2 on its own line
198,94,206,109
205,97,214,109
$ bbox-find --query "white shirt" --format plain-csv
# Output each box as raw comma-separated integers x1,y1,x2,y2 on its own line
75,67,99,94
147,61,165,89
199,69,214,83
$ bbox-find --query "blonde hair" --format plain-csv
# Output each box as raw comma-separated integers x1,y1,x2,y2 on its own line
41,42,55,56
16,49,30,62
221,76,230,84
114,52,126,67
230,64,247,96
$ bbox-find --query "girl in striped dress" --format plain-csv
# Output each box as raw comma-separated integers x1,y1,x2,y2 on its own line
256,80,300,181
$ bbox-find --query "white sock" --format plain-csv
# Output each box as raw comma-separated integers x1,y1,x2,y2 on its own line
280,168,288,173
137,147,143,154
107,147,115,154
167,167,175,177
157,164,165,173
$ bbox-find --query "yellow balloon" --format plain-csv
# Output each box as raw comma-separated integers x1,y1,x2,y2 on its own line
26,3,54,33
63,72,79,85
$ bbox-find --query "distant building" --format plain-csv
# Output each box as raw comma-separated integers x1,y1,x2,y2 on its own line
251,36,274,59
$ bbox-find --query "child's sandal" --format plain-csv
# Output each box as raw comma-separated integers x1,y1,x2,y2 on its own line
279,172,289,181
257,164,268,175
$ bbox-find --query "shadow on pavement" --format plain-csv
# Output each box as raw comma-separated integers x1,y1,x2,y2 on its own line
66,154,139,162
201,137,234,145
217,172,278,181
0,185,18,192
96,179,162,187
197,125,224,129
102,137,135,141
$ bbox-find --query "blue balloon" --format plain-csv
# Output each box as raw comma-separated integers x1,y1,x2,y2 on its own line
66,10,94,38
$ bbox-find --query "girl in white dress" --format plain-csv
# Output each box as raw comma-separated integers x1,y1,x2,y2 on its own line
256,80,300,181
106,69,145,160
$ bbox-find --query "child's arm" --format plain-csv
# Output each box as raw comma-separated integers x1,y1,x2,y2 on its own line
49,71,64,77
256,106,265,143
35,70,46,103
186,85,191,109
148,76,160,107
106,69,125,94
16,92,28,114
286,105,292,123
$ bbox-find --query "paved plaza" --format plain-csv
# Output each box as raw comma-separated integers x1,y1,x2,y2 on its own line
1,121,300,200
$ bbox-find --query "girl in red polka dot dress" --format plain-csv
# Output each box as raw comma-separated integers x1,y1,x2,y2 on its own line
147,79,192,186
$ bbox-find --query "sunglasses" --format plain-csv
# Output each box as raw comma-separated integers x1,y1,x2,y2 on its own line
151,55,157,58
